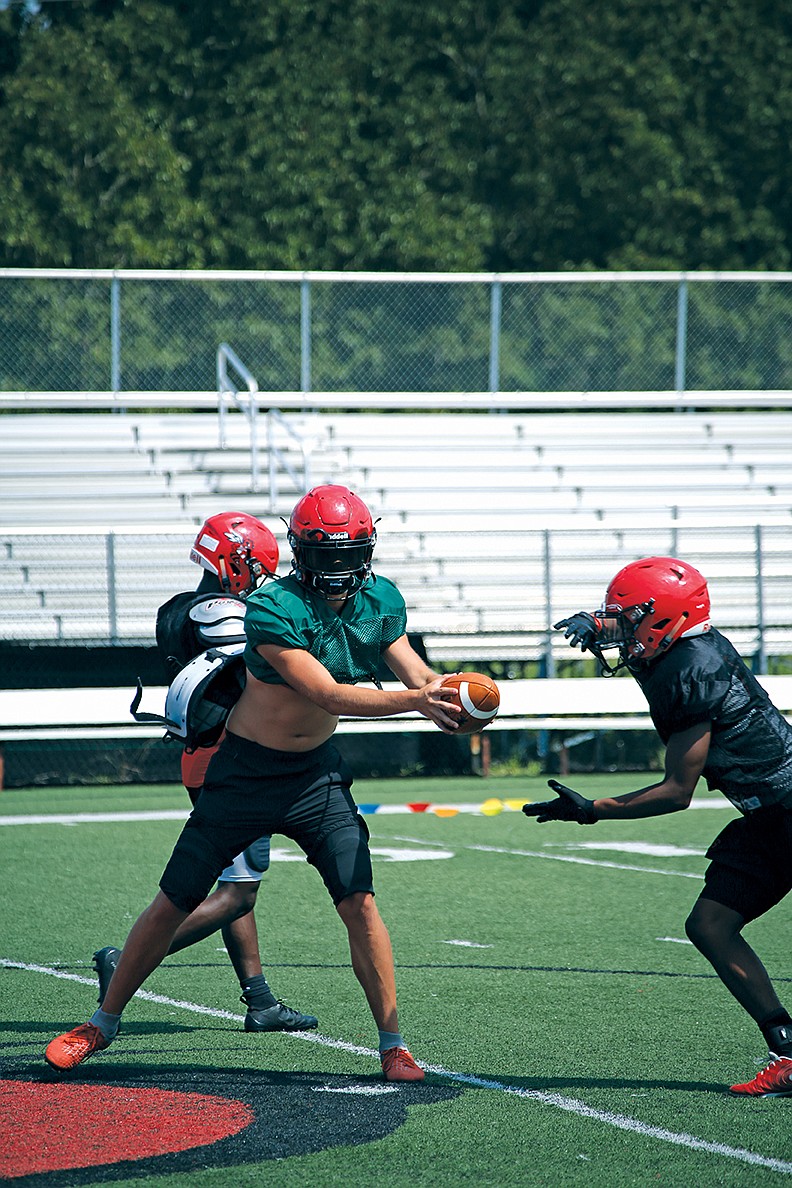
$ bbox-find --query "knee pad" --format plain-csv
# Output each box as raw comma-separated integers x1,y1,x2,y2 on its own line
243,835,271,873
217,836,270,883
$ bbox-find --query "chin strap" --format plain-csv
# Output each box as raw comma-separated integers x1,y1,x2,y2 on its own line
590,646,626,677
294,564,370,600
217,557,233,594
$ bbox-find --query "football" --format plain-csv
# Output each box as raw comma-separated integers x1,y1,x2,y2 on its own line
441,672,500,734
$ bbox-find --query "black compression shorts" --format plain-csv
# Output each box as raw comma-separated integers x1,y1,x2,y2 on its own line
698,804,792,922
159,731,374,912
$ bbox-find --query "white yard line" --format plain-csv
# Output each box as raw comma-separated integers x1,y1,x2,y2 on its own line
468,843,705,878
4,957,791,1177
0,810,190,826
0,798,731,828
393,833,706,879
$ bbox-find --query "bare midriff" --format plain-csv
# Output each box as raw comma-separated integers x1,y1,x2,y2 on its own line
227,672,338,752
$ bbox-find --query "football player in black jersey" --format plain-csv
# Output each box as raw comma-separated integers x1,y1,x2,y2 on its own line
524,556,792,1097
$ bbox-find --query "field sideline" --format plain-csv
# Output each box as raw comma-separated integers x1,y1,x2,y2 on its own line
1,773,791,1186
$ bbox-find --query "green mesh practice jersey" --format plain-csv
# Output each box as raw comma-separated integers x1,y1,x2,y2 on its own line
243,573,408,686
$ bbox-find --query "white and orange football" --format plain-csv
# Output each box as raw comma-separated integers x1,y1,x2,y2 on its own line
441,672,500,734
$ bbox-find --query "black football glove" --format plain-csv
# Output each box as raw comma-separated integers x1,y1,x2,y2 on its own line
522,779,598,825
553,612,602,653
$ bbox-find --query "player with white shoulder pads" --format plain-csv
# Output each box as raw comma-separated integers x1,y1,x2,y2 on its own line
101,511,317,1034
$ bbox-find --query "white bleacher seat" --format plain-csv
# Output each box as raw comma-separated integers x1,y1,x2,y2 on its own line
0,406,790,662
3,675,792,742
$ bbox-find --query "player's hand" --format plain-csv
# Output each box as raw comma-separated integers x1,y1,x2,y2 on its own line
553,612,602,653
415,674,462,733
522,779,598,825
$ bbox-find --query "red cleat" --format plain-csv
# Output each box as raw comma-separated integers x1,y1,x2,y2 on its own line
45,1022,111,1071
730,1055,792,1097
381,1046,425,1083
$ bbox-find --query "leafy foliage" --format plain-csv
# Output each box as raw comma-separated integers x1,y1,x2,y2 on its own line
0,0,790,270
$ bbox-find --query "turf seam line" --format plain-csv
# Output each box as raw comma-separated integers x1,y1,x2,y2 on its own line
6,958,792,1176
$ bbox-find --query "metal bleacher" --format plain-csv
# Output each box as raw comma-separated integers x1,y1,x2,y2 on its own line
1,404,791,666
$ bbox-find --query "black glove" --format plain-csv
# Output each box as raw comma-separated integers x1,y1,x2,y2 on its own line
553,612,602,653
522,779,598,825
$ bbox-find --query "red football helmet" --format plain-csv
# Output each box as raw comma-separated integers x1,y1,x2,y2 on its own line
190,511,279,596
596,556,711,671
288,485,376,598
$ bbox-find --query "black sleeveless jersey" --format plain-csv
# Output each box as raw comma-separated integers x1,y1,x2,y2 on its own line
630,627,792,813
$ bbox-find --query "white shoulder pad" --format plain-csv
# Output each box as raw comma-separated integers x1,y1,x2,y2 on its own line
189,596,247,646
164,642,245,741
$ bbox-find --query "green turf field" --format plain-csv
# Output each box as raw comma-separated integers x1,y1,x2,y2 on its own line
2,774,791,1186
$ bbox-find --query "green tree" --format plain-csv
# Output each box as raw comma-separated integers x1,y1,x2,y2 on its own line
0,4,211,266
0,0,791,271
484,0,792,269
184,0,494,269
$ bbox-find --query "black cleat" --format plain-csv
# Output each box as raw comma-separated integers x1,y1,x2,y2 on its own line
92,946,121,1006
242,999,318,1032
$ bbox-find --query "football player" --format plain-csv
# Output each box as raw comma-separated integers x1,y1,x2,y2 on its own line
96,512,317,1034
46,486,460,1082
524,556,792,1097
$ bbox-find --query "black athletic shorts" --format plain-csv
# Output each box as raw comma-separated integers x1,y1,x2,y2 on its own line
159,731,374,913
698,803,792,922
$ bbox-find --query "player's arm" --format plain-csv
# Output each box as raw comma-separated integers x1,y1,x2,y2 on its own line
523,721,711,824
592,721,711,818
381,633,444,689
255,641,460,729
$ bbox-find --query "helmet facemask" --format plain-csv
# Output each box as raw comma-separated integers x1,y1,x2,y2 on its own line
288,529,376,599
589,601,656,674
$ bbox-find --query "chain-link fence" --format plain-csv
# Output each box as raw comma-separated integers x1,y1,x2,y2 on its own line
2,268,791,787
2,269,792,394
0,726,665,790
2,523,789,672
1,520,788,789
0,727,490,790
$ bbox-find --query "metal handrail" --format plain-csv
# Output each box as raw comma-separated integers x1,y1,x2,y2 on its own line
216,342,312,508
266,408,313,513
217,342,260,490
